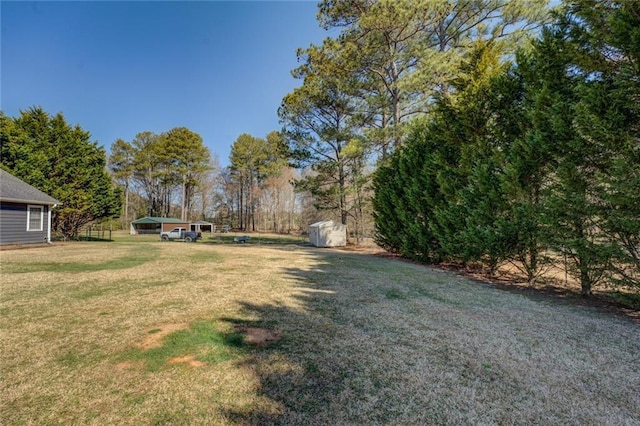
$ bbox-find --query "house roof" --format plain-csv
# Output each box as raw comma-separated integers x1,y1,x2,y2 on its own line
0,169,60,206
131,217,187,224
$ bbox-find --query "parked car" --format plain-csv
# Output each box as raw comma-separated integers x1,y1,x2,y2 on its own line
160,227,201,242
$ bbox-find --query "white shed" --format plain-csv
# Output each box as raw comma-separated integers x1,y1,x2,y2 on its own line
309,220,347,247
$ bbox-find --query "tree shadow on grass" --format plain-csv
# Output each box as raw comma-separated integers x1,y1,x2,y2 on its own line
217,250,382,424
215,246,640,424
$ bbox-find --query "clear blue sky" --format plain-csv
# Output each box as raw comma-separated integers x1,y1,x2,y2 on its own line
1,1,330,166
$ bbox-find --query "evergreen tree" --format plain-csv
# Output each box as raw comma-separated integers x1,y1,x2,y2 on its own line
163,127,209,221
564,0,640,288
108,138,135,223
527,25,612,296
229,134,268,231
1,107,121,239
126,131,169,217
429,43,514,271
317,0,550,154
497,55,555,285
279,40,364,226
373,120,443,261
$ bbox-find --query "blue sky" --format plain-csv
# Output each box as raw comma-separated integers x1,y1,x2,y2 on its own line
1,1,330,166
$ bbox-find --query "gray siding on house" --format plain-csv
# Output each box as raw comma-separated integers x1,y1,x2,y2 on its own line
0,202,50,245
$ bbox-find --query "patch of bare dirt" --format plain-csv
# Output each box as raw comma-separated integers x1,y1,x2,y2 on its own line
167,354,205,367
234,326,281,347
135,323,188,350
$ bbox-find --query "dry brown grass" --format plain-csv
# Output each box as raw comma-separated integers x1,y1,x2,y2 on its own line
1,238,639,425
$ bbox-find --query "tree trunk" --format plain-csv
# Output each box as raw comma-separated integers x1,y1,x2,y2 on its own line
527,249,538,286
124,185,129,223
238,184,244,231
338,160,348,226
580,264,592,296
181,175,187,221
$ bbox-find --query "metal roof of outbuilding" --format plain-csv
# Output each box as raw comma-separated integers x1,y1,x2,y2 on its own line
131,217,187,224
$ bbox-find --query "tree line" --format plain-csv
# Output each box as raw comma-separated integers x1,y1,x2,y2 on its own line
372,1,639,294
108,128,210,222
277,0,551,240
276,0,638,293
109,129,306,234
0,109,307,236
227,132,289,231
1,110,221,238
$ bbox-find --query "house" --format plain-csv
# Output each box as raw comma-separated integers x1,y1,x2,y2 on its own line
130,217,190,234
309,220,347,247
0,169,60,245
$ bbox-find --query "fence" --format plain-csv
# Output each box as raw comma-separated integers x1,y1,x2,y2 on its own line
80,226,113,241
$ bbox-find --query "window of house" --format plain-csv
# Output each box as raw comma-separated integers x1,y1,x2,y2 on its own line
27,205,44,231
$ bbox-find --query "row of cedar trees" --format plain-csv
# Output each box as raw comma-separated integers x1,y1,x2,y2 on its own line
373,3,640,295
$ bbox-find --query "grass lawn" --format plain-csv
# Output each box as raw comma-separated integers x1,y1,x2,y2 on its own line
1,236,639,424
